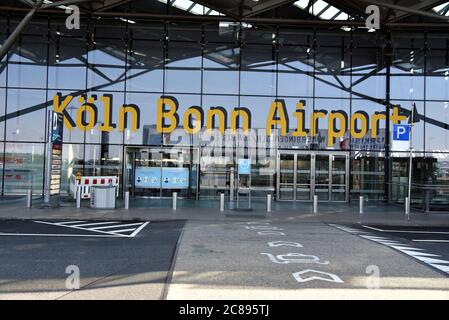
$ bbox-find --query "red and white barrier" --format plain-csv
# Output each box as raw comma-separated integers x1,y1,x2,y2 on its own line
70,175,119,199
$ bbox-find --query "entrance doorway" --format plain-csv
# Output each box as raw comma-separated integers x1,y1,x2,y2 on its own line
125,147,199,199
277,151,349,202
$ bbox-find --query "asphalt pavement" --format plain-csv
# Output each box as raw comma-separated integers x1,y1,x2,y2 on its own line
0,219,184,300
166,220,449,299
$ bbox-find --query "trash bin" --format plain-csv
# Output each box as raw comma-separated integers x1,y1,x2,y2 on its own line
90,186,116,209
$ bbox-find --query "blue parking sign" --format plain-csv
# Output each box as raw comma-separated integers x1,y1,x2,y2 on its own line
393,124,410,141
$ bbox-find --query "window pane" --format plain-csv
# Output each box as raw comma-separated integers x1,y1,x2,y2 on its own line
3,142,45,195
126,40,164,93
124,92,160,146
426,101,449,152
87,39,126,91
278,46,314,97
48,36,87,90
8,35,48,89
203,43,239,95
240,44,277,96
165,42,202,94
6,89,47,142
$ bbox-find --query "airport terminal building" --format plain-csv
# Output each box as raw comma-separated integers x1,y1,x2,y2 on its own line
1,0,449,211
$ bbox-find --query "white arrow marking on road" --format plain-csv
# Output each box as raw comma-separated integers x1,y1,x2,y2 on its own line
292,270,344,284
268,241,303,248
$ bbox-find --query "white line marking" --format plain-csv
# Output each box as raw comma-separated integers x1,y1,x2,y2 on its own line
70,221,119,227
54,221,87,225
415,257,449,265
390,245,425,251
361,225,384,232
430,264,449,273
400,250,441,257
34,220,128,237
91,223,143,230
0,232,120,238
362,225,449,235
110,228,137,234
129,222,150,238
412,239,449,243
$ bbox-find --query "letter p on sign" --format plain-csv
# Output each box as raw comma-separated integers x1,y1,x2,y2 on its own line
393,124,410,141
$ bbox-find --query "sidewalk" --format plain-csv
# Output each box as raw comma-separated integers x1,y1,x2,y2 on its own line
0,195,448,227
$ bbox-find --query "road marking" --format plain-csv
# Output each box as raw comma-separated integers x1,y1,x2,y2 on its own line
91,223,143,230
261,253,329,265
55,221,87,225
362,225,449,235
129,222,150,237
331,223,449,276
257,231,286,236
0,232,120,238
35,220,129,237
292,270,344,284
412,239,449,243
34,220,150,238
267,241,303,248
70,221,119,227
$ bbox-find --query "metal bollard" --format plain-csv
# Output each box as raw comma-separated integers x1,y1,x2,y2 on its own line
267,194,272,213
313,195,318,213
124,191,130,210
359,196,364,214
26,189,32,208
76,187,81,209
405,197,410,218
173,192,177,211
220,193,225,212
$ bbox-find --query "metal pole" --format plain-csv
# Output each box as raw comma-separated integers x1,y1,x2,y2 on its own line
359,196,364,214
173,192,177,211
26,189,32,208
0,0,43,61
76,186,81,209
124,191,129,210
313,195,318,214
220,193,225,212
407,107,414,221
267,194,272,213
230,167,235,209
405,197,410,217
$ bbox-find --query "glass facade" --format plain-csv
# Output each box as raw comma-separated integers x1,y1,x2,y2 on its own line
1,14,449,209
